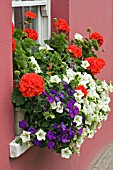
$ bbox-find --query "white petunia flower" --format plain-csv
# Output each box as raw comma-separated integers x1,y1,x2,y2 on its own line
36,129,46,141
39,44,54,51
63,75,70,84
61,147,72,159
76,138,84,148
73,115,83,126
50,75,61,83
81,60,90,69
74,90,84,103
87,129,95,138
50,101,57,109
30,56,42,73
66,68,76,81
74,33,83,41
101,80,108,90
56,102,63,113
74,103,81,110
20,130,31,143
108,82,113,92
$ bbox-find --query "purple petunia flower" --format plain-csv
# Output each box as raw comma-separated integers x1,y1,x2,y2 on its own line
28,126,36,134
65,107,70,112
55,96,60,101
61,122,67,133
43,91,48,96
34,137,42,146
61,135,69,143
53,123,58,130
62,81,69,90
78,128,83,135
19,120,27,129
47,95,54,103
59,92,65,99
70,98,75,105
69,110,75,118
47,141,55,149
73,106,79,115
67,90,74,96
47,131,56,140
67,101,73,109
50,89,57,95
69,63,74,70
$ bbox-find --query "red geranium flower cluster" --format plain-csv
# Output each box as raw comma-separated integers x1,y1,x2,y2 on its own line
84,57,106,75
12,37,16,52
24,11,36,19
75,85,88,98
19,73,44,98
66,45,82,58
23,28,38,40
12,23,16,53
54,18,70,32
12,23,14,35
90,32,104,47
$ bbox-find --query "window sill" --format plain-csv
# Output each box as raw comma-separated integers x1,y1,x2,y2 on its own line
9,137,33,158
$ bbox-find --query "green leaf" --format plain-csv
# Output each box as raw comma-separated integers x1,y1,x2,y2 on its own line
12,88,25,106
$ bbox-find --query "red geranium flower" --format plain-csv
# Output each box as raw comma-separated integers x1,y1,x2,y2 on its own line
90,32,104,47
23,28,38,40
66,45,82,58
24,11,36,19
84,57,106,75
12,37,16,52
75,85,88,98
54,18,70,32
12,23,14,35
19,73,44,98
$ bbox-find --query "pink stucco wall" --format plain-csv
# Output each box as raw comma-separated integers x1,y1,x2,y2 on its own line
0,0,113,170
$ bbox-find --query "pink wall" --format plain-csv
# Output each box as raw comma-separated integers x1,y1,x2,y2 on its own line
0,0,113,170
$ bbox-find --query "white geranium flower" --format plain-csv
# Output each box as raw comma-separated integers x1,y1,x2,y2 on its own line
81,60,90,69
20,130,31,143
74,33,83,41
51,101,57,109
36,129,46,141
61,147,72,159
63,75,70,84
73,115,83,126
50,75,61,83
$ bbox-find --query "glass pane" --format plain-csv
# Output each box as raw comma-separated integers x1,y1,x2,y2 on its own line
14,7,38,30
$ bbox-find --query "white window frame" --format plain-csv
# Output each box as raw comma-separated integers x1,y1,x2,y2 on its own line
12,0,51,45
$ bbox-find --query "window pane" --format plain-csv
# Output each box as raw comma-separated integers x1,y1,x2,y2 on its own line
14,7,38,30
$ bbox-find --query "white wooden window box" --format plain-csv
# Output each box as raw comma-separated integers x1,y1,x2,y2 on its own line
10,0,51,158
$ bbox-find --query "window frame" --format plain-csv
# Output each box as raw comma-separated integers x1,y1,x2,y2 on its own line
12,0,51,45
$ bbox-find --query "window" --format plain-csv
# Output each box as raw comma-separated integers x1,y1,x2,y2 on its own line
12,0,51,45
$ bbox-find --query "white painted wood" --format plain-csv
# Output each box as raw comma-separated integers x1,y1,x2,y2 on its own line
10,138,33,158
12,1,46,7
